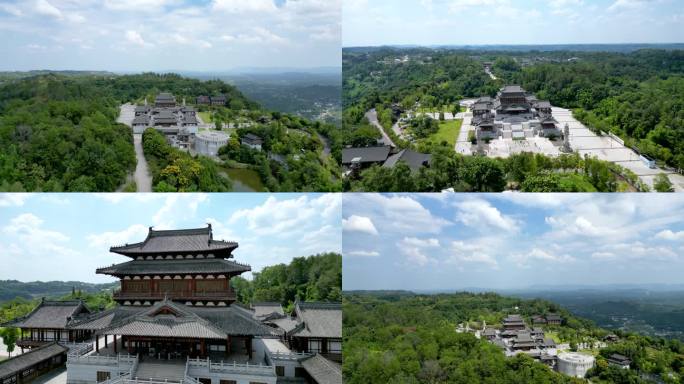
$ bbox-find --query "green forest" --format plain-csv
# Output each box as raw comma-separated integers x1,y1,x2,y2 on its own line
231,252,342,312
342,48,684,192
0,72,341,192
344,291,684,384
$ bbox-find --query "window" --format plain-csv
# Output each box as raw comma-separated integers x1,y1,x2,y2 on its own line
308,339,322,353
198,379,211,384
219,381,236,384
209,344,226,352
96,371,111,382
295,367,307,377
328,340,342,354
276,366,285,376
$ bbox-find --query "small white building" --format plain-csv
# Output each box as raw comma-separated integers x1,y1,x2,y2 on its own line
557,352,594,378
195,130,230,156
241,133,263,151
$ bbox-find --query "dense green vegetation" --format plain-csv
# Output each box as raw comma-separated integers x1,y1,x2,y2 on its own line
0,280,119,303
344,291,684,383
345,148,648,192
342,48,684,191
0,72,341,191
143,129,233,192
231,253,341,311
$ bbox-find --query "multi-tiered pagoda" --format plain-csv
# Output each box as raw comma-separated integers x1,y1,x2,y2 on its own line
99,225,249,307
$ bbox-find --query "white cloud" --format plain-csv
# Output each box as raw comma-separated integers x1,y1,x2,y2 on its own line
104,0,175,11
510,248,575,267
87,224,149,249
35,0,62,19
0,3,23,16
212,0,277,13
229,194,339,236
400,246,432,266
356,194,451,234
448,240,498,268
0,194,29,207
401,237,439,248
125,30,151,47
655,229,684,241
346,250,380,257
342,215,378,235
592,251,616,260
608,0,654,12
455,199,518,233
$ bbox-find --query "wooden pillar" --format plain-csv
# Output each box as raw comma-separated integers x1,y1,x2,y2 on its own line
114,335,117,354
127,336,132,354
200,339,205,357
225,336,230,356
247,337,252,359
96,337,99,353
104,334,108,347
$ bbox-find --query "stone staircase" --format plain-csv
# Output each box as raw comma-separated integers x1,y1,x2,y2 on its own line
133,361,186,382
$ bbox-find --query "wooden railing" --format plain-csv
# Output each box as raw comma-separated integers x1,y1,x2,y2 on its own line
113,290,235,300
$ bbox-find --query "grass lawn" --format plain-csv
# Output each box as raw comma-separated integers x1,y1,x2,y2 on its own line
420,119,462,147
198,111,212,123
545,331,563,343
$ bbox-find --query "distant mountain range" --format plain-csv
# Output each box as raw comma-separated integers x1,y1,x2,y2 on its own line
0,280,119,302
344,43,684,53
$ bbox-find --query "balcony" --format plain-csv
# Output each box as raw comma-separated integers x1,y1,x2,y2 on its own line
113,290,236,302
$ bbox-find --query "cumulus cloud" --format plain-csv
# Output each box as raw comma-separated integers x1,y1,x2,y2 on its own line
125,30,149,47
655,229,684,241
455,199,518,233
346,250,380,258
212,0,277,13
87,224,149,249
448,240,498,268
35,0,62,19
342,215,378,235
510,248,576,267
0,194,29,207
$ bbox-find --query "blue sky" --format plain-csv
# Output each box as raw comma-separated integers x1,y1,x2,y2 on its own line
343,0,684,46
343,193,684,290
0,0,341,72
0,193,341,283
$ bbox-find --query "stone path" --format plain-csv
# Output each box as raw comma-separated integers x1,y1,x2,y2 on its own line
553,107,684,191
365,109,395,146
118,104,153,192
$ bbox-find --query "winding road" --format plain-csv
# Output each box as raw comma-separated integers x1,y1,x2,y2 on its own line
118,103,153,192
365,108,395,147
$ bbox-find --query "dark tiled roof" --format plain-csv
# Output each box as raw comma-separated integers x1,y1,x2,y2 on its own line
252,302,284,319
3,300,89,329
156,93,175,101
241,133,263,145
133,115,150,125
535,100,552,108
289,302,341,339
68,306,143,330
502,85,524,93
183,114,198,124
96,259,250,276
546,313,562,320
607,353,631,364
0,342,67,379
341,146,391,164
301,354,342,384
110,225,238,256
90,301,275,338
383,149,431,171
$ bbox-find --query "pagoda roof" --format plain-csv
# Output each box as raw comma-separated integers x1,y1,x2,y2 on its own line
96,258,250,276
0,342,67,379
301,354,342,384
2,299,89,329
288,301,341,339
110,225,237,256
97,300,228,340
73,301,275,337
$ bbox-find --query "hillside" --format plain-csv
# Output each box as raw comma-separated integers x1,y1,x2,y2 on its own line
231,252,342,311
0,72,342,192
0,280,118,303
344,291,684,384
342,47,684,192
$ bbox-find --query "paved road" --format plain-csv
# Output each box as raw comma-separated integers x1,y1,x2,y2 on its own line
485,68,497,80
133,134,153,192
118,104,153,192
455,112,474,155
365,109,395,146
553,107,684,191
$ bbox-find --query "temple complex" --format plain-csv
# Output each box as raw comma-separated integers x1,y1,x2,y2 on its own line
3,225,341,384
472,85,562,141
